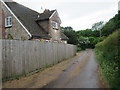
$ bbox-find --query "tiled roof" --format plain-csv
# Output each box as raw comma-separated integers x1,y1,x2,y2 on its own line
60,32,69,40
5,2,50,39
5,2,68,40
37,9,56,21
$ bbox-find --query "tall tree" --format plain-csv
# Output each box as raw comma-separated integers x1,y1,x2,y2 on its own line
92,21,105,31
92,21,105,37
101,12,120,36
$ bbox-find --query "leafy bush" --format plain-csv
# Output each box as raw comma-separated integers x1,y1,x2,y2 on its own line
61,27,78,45
77,47,82,52
101,12,120,36
77,36,105,50
95,29,120,88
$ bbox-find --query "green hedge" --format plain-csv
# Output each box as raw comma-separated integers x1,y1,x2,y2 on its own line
95,29,120,89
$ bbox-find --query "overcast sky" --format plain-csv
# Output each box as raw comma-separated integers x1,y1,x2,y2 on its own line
13,0,119,31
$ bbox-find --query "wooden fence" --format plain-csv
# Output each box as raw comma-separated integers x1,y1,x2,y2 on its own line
1,39,76,78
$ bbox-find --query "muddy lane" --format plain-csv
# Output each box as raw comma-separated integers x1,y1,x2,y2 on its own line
43,49,100,88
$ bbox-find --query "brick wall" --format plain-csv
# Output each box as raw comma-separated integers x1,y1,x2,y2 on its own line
2,9,5,38
2,2,30,40
0,1,5,39
49,11,61,42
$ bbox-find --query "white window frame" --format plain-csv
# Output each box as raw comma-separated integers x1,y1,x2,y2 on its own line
52,21,58,29
5,16,12,28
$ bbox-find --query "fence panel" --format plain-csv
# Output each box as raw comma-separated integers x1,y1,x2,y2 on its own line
1,39,76,78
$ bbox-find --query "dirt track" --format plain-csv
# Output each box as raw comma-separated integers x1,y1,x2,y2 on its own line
3,49,109,88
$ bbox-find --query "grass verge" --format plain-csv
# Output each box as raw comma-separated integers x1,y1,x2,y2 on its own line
95,29,120,89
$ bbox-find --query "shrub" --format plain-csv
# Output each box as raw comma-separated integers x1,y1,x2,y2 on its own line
95,29,120,89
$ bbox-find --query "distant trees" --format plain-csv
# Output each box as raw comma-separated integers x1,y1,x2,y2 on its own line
76,29,100,37
61,26,73,31
101,12,120,36
92,21,105,37
77,36,90,50
61,26,78,45
92,21,105,31
61,26,105,50
76,28,105,50
61,12,120,50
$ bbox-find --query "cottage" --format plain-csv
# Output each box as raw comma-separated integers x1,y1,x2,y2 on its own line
0,0,68,43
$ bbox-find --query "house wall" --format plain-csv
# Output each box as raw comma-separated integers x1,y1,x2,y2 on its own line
61,40,67,44
49,12,61,42
2,9,5,39
0,1,6,39
2,2,30,40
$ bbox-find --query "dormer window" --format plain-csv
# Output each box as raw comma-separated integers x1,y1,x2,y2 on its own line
52,21,58,29
5,16,12,28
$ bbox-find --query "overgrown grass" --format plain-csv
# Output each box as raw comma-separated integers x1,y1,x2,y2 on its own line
95,29,120,89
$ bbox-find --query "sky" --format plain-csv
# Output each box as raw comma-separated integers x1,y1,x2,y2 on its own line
13,0,119,31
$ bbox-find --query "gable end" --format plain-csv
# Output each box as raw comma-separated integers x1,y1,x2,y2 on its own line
1,0,32,38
